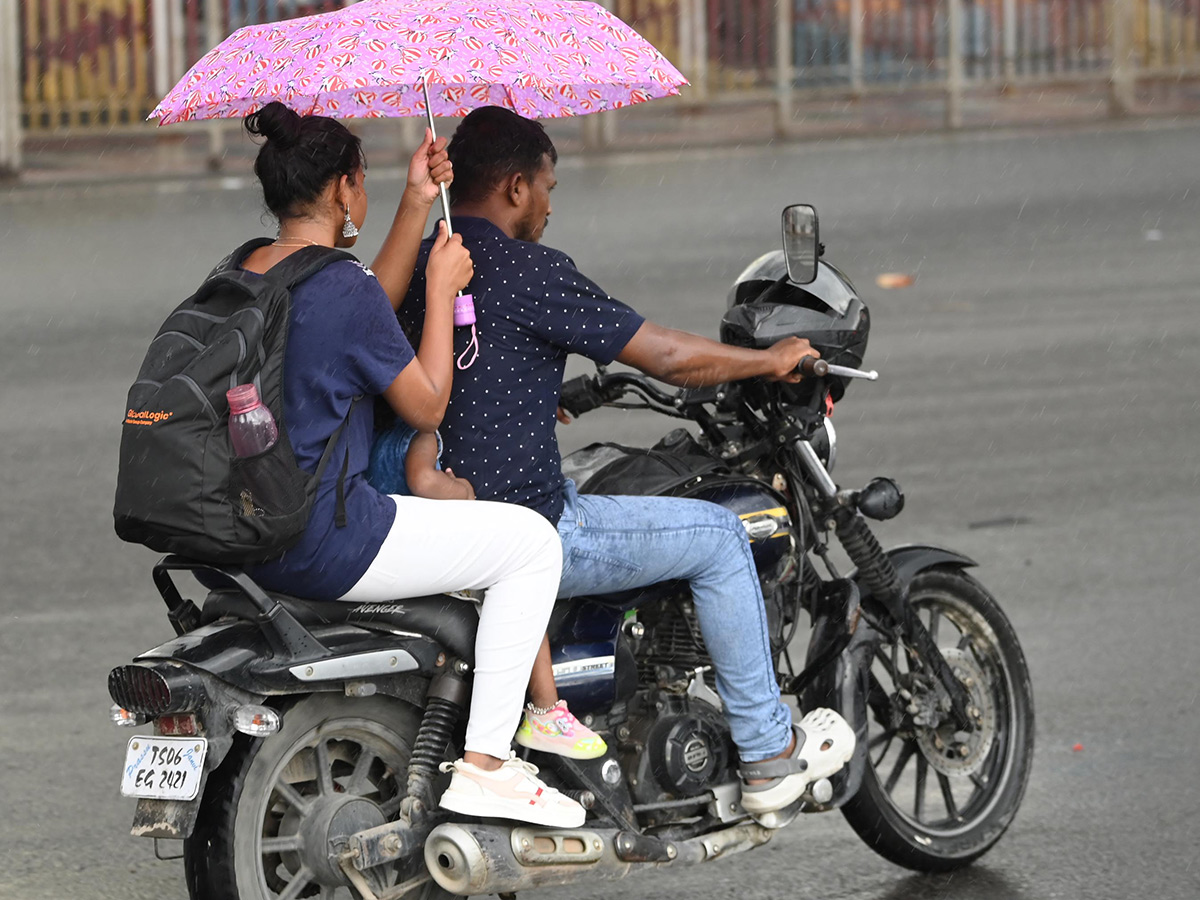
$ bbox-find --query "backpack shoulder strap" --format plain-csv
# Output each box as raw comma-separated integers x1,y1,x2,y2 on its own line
211,238,275,276
262,246,359,290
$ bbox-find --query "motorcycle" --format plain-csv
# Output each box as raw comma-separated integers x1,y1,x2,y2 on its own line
107,204,1034,900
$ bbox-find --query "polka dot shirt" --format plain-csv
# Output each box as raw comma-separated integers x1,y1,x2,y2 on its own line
399,217,644,524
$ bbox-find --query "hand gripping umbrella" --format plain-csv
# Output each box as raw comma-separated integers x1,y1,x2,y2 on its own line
150,0,687,365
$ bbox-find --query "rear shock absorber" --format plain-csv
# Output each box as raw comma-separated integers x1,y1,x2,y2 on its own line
404,667,469,815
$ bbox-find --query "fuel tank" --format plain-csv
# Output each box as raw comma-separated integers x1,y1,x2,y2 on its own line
677,475,794,575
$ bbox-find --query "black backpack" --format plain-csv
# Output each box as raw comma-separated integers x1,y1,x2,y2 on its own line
113,239,357,563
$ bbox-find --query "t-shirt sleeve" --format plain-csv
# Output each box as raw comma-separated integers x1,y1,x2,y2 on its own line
527,250,644,364
338,262,416,394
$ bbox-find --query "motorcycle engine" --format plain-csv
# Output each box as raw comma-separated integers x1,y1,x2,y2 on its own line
623,689,736,805
648,705,730,796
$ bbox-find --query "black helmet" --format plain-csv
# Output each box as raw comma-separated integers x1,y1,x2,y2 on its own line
721,251,870,403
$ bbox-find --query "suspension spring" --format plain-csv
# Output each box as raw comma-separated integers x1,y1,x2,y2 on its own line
406,696,460,800
836,511,903,604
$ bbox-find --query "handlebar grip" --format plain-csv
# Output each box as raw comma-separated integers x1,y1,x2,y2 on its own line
798,356,829,377
559,375,607,418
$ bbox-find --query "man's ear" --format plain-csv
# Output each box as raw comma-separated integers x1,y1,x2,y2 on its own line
502,171,526,207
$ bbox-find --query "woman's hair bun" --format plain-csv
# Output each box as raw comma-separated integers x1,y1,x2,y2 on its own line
244,101,303,149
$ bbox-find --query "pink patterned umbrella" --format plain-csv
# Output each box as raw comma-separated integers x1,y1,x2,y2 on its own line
150,0,687,125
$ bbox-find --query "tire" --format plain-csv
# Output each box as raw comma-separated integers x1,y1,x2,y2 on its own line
184,693,460,900
840,568,1034,871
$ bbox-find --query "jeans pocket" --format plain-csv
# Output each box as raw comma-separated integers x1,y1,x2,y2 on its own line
561,547,644,595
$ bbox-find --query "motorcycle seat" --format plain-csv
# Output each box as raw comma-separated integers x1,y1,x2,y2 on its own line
572,579,685,612
200,590,480,663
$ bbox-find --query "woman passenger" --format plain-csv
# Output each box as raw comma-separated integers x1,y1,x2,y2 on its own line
238,101,583,828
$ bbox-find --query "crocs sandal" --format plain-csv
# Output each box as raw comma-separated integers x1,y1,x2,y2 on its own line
738,708,856,815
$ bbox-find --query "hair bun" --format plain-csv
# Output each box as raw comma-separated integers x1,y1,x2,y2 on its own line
244,101,303,149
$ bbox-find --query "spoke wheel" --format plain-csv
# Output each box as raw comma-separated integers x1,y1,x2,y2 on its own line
841,569,1034,871
185,694,459,900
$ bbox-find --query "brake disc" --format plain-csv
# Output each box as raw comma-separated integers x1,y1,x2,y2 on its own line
914,648,996,776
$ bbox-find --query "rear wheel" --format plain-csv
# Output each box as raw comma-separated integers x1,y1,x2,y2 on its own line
841,569,1034,871
184,693,458,900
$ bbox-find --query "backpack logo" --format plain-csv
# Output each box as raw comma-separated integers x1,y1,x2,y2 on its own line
124,408,174,426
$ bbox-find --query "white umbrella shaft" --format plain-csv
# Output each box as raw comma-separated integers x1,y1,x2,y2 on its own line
422,75,453,237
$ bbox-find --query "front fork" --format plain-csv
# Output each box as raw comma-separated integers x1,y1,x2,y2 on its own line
793,440,975,733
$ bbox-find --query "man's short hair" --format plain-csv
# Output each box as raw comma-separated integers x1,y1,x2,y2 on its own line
447,106,558,206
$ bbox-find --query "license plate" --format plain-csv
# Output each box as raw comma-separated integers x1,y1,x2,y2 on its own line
120,736,207,801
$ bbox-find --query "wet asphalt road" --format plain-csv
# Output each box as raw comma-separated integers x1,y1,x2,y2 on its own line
1,119,1198,900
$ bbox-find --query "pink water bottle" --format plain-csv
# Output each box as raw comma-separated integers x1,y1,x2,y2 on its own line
226,384,278,457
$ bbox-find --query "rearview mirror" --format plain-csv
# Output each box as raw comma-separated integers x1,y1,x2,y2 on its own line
781,204,819,285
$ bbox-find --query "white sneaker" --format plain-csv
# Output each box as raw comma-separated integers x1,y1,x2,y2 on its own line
437,753,586,828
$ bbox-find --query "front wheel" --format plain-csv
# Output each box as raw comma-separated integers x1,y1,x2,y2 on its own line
841,568,1034,871
184,693,457,900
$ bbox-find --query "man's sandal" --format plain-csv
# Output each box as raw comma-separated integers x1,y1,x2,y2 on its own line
738,708,856,816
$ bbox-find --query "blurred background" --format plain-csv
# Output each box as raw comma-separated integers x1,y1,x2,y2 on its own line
2,0,1200,179
1,3,1199,900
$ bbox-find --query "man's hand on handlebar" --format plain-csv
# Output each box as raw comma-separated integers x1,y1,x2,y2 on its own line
763,337,821,383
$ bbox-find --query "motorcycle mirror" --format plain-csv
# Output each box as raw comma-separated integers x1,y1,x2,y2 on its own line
781,204,819,285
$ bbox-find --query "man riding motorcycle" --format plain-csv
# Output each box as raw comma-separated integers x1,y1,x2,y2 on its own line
393,106,856,817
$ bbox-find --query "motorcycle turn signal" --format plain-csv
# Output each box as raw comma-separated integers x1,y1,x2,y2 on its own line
855,477,905,520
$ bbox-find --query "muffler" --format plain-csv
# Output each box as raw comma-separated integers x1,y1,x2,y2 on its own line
423,820,773,895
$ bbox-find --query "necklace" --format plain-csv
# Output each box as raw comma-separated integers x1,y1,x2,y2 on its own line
272,236,324,248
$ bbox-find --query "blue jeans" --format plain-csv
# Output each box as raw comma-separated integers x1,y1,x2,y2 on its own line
555,480,792,763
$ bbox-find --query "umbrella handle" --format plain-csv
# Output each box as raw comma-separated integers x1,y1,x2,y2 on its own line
422,72,474,333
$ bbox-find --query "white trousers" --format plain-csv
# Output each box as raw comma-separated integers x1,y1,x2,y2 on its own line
339,496,561,759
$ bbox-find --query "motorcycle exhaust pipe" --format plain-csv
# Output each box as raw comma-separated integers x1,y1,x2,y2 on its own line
424,820,773,896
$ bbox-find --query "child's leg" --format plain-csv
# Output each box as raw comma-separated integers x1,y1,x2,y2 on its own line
516,634,608,760
528,634,558,710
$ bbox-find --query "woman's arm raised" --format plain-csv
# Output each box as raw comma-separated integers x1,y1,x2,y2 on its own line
371,128,454,309
382,221,474,431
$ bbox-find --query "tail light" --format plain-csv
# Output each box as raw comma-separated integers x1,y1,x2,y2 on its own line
108,664,205,716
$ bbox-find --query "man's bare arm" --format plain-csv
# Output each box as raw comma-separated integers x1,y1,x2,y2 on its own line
616,321,818,387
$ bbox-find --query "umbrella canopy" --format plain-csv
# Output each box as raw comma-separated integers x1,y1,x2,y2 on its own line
151,0,687,125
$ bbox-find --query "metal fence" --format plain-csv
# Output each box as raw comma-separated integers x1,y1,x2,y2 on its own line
3,0,1199,169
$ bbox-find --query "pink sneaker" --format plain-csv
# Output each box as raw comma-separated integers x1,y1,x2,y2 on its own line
515,700,608,760
437,754,585,827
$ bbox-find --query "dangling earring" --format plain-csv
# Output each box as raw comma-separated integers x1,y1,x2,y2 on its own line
342,206,359,239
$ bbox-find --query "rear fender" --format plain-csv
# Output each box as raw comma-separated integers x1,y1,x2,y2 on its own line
135,619,445,695
117,624,441,840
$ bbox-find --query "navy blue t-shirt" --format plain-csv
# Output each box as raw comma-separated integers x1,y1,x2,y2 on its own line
246,259,414,599
399,217,644,524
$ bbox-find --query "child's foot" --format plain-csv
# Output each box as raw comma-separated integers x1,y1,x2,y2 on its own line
437,754,585,827
515,700,608,759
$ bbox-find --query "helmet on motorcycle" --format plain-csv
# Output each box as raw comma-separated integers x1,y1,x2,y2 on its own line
721,251,870,403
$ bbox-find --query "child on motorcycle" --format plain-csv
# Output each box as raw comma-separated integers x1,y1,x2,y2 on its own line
369,418,608,760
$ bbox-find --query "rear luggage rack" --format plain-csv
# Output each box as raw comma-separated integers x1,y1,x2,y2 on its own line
152,555,329,662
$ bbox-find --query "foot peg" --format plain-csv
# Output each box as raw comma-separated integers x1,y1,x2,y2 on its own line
808,777,834,805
